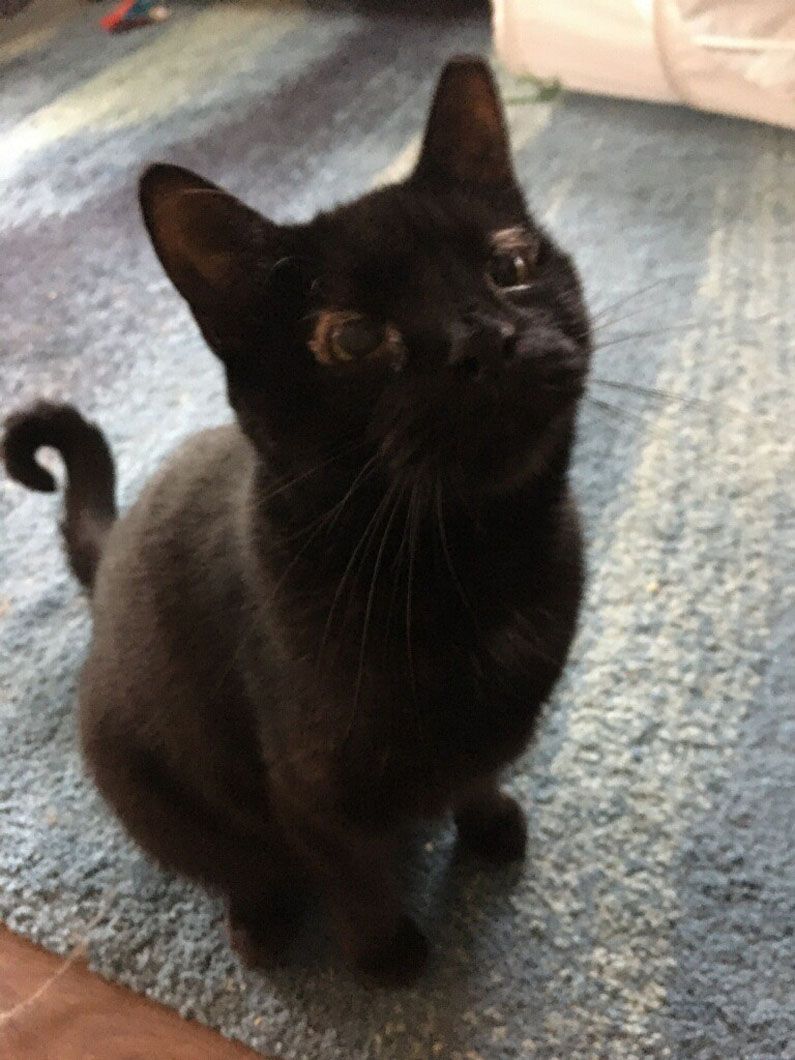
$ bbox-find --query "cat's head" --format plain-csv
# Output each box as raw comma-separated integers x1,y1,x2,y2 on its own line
140,57,590,498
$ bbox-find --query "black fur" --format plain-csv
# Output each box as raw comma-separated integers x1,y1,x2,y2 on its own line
3,400,117,589
3,57,590,985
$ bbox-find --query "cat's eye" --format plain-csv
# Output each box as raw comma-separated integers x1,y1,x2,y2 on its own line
329,318,384,362
488,249,532,289
488,228,538,292
310,311,403,368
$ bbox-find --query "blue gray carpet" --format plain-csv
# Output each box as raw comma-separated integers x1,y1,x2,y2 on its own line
1,2,793,1057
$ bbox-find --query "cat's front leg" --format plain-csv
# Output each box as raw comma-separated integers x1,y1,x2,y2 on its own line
454,776,528,864
274,791,428,986
225,868,310,968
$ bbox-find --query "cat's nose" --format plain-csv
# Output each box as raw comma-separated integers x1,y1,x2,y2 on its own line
448,321,517,378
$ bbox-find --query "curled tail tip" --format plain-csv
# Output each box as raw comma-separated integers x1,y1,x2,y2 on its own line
3,400,117,591
2,401,78,492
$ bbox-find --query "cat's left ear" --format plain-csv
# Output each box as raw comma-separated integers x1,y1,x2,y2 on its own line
139,163,303,372
413,56,515,190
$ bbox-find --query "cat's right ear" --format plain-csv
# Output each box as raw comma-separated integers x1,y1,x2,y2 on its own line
413,57,515,191
139,164,304,374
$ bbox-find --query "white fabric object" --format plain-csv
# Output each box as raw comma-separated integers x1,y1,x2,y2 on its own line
492,0,795,130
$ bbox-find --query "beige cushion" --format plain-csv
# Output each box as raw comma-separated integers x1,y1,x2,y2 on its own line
492,0,795,129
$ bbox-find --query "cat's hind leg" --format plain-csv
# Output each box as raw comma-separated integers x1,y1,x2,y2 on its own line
83,735,308,963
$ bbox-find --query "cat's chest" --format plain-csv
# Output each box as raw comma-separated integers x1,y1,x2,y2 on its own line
339,607,569,824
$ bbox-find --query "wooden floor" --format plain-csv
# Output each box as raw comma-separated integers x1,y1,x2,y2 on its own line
0,926,264,1060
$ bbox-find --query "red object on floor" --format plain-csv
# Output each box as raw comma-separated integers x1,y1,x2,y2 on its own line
100,0,169,34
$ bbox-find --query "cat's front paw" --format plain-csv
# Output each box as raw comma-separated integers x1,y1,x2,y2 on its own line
227,914,283,969
225,889,305,967
353,915,429,988
456,792,527,864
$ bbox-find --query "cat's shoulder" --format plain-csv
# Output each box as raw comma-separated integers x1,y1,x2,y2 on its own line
101,422,253,568
136,423,253,506
164,422,252,477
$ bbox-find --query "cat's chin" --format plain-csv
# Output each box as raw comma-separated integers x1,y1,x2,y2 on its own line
458,405,577,499
378,400,576,499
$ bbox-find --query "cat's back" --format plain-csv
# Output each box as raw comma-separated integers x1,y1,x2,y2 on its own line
78,422,269,839
91,422,255,639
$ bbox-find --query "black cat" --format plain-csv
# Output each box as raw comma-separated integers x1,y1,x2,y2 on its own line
3,57,590,986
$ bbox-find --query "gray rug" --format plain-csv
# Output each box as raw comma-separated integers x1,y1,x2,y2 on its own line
1,2,793,1057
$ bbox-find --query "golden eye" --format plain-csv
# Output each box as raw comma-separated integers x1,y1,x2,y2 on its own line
489,250,532,289
330,318,384,362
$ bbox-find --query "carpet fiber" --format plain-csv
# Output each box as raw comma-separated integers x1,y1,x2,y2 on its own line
1,2,793,1057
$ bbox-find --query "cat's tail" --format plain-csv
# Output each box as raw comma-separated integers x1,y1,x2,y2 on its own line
2,401,117,591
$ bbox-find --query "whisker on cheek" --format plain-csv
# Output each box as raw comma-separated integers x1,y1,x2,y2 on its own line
589,376,709,412
584,395,655,428
588,277,674,328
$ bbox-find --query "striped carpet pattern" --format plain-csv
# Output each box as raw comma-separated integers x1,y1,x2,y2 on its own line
1,3,793,1057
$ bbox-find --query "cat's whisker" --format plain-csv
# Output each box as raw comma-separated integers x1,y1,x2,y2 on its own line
339,481,409,747
584,395,653,428
318,453,382,539
342,477,406,646
435,479,477,627
595,317,697,338
280,450,381,545
404,481,423,701
352,480,407,712
569,315,695,351
588,277,673,329
270,452,383,613
590,303,670,337
317,477,398,667
385,488,412,644
270,517,334,599
589,375,708,411
581,399,635,436
254,434,366,514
